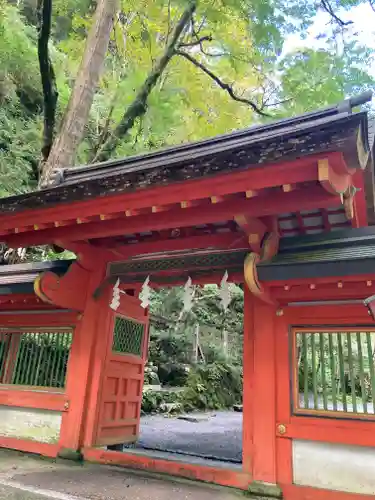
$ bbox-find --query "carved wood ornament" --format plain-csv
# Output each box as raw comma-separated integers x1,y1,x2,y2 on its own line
244,230,280,305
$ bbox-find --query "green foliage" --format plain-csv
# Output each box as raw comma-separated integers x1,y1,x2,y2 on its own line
142,283,244,413
0,1,71,196
182,362,242,411
1,0,375,196
0,2,41,194
276,45,375,116
297,332,375,404
142,362,242,414
149,284,244,368
142,388,182,414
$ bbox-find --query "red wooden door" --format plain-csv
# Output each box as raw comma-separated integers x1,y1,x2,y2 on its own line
94,293,149,447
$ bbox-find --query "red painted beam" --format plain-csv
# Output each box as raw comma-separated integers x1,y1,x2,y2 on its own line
0,437,59,458
91,233,248,259
83,447,252,490
5,186,339,248
286,416,375,446
270,281,375,303
0,389,68,412
114,270,245,287
0,152,343,234
92,225,240,248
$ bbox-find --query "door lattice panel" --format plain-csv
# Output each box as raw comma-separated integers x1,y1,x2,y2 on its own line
112,317,144,356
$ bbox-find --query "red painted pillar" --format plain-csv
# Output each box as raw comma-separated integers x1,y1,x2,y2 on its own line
243,290,277,484
58,267,106,456
242,286,254,474
81,285,113,448
275,308,293,485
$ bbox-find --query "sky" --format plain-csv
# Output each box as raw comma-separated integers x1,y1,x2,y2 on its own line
284,2,375,76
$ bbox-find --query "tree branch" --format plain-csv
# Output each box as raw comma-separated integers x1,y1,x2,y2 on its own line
320,0,353,26
37,0,58,168
178,35,213,48
94,0,197,163
175,50,270,117
89,97,117,161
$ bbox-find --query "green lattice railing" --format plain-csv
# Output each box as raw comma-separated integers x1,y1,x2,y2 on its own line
112,317,144,357
0,329,72,389
295,329,375,417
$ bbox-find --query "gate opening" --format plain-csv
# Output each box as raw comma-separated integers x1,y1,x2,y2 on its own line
117,283,244,467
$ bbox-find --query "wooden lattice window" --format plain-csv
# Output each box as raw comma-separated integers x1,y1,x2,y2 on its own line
0,328,73,389
112,316,144,357
293,328,375,419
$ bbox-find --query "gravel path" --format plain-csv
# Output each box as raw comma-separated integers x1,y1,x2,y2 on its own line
133,411,243,463
126,394,374,464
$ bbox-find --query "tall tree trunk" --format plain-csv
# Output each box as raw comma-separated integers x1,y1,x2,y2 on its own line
94,0,197,163
39,0,119,187
37,0,58,167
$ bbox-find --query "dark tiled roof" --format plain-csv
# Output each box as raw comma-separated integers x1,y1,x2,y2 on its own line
52,92,373,186
0,93,372,213
258,227,375,281
0,260,73,295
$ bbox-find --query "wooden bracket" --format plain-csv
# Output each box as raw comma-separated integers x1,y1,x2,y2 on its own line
244,253,276,305
243,216,279,304
342,185,361,220
234,215,267,254
260,231,280,261
318,158,351,195
235,215,279,257
34,261,90,311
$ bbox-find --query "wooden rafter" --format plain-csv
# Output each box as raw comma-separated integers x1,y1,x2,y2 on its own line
295,212,306,234
5,186,339,248
0,152,343,235
321,209,331,232
89,233,248,260
281,222,349,235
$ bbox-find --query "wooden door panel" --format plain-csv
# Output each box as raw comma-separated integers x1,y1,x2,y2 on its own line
94,292,148,447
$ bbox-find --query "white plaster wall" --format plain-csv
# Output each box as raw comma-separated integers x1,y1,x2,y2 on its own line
0,406,62,443
293,439,375,495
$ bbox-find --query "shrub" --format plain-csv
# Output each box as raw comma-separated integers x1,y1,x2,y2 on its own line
181,362,242,412
141,362,243,414
157,363,189,386
141,388,182,414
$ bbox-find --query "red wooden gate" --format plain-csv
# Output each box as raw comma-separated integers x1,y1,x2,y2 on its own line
94,293,149,447
276,304,375,498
